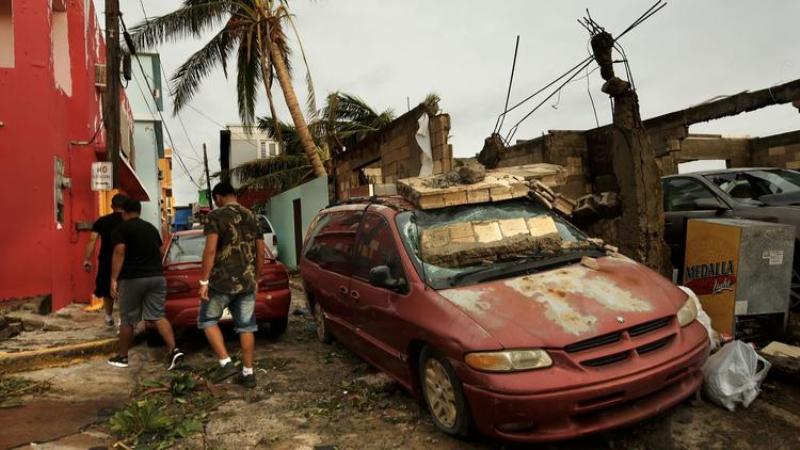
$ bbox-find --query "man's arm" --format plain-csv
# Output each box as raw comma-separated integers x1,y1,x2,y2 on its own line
198,233,218,301
82,232,99,271
110,243,125,298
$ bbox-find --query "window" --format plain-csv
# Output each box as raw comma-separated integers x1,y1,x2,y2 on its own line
0,0,13,68
663,178,718,212
705,169,800,204
51,4,72,95
165,234,206,264
259,141,268,159
304,210,364,276
352,213,404,282
268,142,278,157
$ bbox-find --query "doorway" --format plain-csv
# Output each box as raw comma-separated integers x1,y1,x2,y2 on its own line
293,198,303,267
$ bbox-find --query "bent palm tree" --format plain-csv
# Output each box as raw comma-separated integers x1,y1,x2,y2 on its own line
129,0,326,177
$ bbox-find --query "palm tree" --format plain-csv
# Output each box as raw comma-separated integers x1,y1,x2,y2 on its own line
129,0,326,177
228,91,395,194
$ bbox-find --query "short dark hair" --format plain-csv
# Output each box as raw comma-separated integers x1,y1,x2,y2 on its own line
212,182,236,198
122,198,142,214
111,194,127,208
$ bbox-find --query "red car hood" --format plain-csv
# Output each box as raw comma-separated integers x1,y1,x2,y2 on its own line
437,256,687,349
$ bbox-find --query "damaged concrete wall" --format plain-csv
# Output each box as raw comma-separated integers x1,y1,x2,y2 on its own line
334,103,453,200
491,130,591,199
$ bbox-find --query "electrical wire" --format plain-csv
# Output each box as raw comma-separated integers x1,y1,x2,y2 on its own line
493,35,520,135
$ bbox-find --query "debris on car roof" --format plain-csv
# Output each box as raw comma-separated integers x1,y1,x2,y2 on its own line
397,163,568,211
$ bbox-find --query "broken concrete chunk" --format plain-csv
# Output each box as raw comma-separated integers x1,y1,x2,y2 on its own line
529,191,553,209
499,218,529,238
532,180,556,197
473,221,503,243
526,216,560,239
581,256,600,270
457,163,486,184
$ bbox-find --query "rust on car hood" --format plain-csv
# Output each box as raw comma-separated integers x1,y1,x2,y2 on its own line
438,256,685,349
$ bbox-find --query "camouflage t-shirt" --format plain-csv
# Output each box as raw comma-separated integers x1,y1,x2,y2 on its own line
204,204,263,294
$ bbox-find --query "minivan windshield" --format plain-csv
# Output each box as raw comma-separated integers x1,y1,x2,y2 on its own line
396,199,601,289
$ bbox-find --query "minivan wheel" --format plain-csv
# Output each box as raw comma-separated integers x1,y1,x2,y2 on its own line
419,347,471,437
314,302,332,343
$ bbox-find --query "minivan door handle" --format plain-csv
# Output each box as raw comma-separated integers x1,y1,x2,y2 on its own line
338,286,348,295
350,290,360,301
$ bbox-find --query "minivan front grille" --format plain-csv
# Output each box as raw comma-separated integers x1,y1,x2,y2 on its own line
636,335,674,355
628,317,673,337
581,350,631,367
564,332,623,353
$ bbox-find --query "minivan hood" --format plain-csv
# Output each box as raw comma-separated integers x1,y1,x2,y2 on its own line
437,256,686,349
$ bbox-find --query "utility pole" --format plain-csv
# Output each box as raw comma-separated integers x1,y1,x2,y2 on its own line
589,28,670,276
104,0,121,188
203,143,213,209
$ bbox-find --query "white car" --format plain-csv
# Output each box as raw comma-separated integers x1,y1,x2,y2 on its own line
256,214,279,258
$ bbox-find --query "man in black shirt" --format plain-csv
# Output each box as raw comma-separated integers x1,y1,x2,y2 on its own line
83,194,126,325
107,198,184,370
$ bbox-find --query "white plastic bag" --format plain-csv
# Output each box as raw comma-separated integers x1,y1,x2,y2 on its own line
678,286,720,350
702,340,771,411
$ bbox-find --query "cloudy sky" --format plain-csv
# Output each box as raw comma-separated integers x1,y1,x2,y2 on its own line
115,0,800,204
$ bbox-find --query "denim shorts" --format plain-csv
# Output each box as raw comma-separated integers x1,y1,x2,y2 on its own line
198,290,258,333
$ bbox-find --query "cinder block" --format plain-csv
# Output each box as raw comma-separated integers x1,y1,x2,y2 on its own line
526,216,559,239
443,190,468,207
473,221,503,243
786,161,800,170
448,222,475,243
490,186,513,202
467,188,490,204
418,194,445,209
433,160,443,174
421,227,450,249
499,218,529,238
769,146,786,156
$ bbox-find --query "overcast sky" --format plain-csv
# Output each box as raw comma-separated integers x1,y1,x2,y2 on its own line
116,0,800,204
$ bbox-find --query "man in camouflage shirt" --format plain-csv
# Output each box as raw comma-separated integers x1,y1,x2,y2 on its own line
198,182,266,388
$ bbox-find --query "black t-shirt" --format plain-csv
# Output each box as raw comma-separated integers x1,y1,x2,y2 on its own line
111,217,163,279
92,212,124,268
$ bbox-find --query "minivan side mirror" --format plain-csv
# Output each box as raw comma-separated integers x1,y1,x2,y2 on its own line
369,265,407,292
693,197,727,214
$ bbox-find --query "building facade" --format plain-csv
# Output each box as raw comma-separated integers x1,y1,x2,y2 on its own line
220,125,282,188
159,147,175,234
126,52,165,233
0,0,146,310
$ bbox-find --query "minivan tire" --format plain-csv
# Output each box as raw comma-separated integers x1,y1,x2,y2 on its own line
313,302,332,343
419,346,471,438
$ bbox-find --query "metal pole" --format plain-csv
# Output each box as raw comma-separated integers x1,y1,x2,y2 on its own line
104,0,121,188
203,143,212,209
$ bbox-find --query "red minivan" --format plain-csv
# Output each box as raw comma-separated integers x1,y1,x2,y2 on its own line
160,230,291,337
299,196,709,443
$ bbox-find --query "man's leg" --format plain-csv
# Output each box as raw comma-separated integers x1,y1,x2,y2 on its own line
153,318,176,352
240,332,255,369
103,296,114,317
118,324,135,356
203,325,229,360
232,292,257,387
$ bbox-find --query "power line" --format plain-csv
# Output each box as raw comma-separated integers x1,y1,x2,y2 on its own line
493,35,520,135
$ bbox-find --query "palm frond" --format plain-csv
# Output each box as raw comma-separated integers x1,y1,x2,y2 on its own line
128,0,232,50
235,24,261,126
257,116,308,155
170,25,240,113
230,154,311,192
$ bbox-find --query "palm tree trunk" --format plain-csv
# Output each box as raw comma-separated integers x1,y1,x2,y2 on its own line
256,24,283,145
268,27,326,178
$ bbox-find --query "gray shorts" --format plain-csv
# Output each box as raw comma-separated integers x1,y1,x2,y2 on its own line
119,276,166,325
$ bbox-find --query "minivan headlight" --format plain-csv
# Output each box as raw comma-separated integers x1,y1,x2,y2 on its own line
677,295,698,327
465,349,552,372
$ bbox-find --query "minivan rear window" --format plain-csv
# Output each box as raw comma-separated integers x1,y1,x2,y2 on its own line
396,199,598,289
304,210,364,276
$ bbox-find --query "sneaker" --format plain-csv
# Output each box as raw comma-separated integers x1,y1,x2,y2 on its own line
237,372,256,389
108,355,129,368
210,361,240,383
104,317,115,327
166,348,185,371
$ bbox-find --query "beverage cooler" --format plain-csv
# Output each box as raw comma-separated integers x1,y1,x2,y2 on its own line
683,218,794,341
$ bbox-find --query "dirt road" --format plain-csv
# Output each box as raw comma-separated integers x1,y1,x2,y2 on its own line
5,287,800,449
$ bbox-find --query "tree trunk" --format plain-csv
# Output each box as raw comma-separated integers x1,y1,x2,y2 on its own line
256,24,283,144
268,26,326,178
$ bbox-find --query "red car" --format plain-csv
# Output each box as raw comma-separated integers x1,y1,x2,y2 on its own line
299,196,709,443
158,229,291,338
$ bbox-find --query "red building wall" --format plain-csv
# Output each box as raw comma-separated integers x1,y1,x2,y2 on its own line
0,0,116,310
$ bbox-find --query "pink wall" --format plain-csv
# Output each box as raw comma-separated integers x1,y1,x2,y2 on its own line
0,0,115,310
